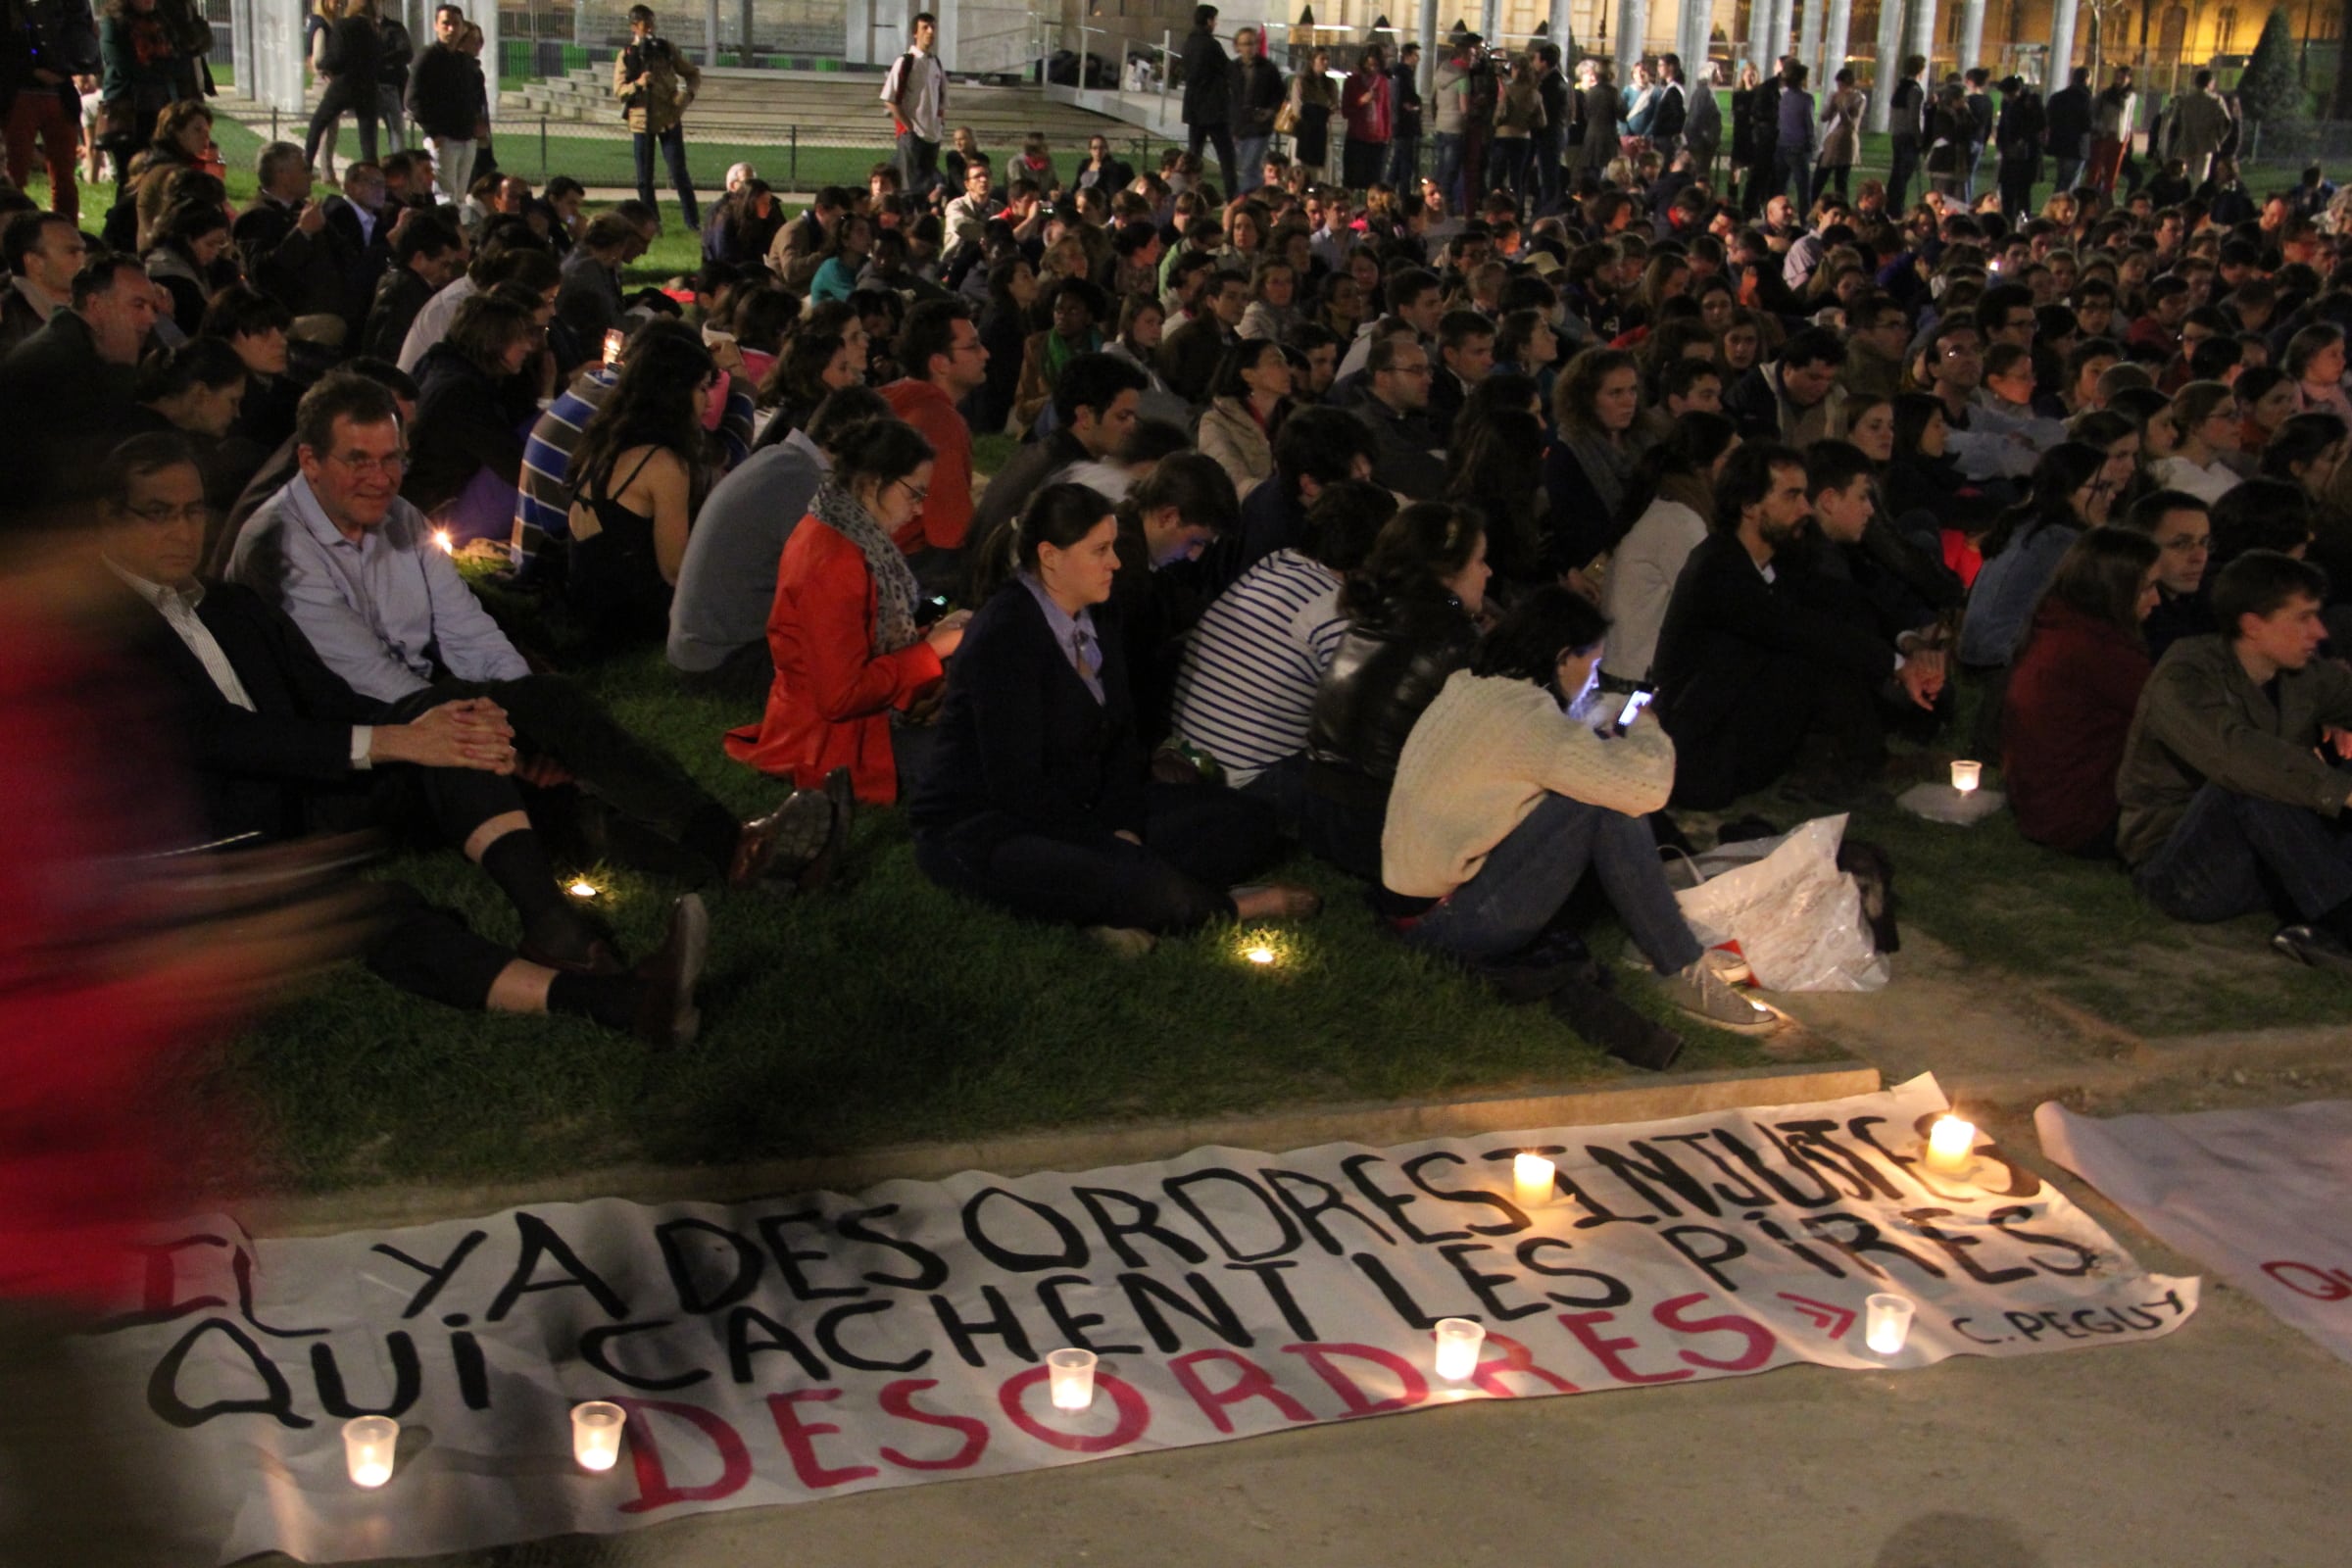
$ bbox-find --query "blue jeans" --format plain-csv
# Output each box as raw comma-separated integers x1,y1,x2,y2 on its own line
634,122,699,228
1433,132,1465,209
2133,782,2352,924
1887,138,1919,212
896,129,940,198
1775,146,1813,214
1385,134,1420,192
2052,156,2084,195
1961,138,1986,202
1401,793,1703,971
1530,129,1563,214
1236,133,1270,191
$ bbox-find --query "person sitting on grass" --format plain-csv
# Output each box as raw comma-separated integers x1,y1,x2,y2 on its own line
909,482,1317,946
1103,450,1238,741
1302,501,1490,880
1381,586,1768,1031
1598,411,1740,685
725,418,970,806
97,433,711,1046
232,372,831,892
1009,275,1107,438
1171,479,1396,831
2118,550,2352,972
2002,526,2162,858
1956,441,2111,670
1651,442,1940,809
2110,487,2212,660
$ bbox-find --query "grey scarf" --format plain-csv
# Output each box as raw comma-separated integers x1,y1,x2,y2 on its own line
809,479,922,655
1561,424,1637,522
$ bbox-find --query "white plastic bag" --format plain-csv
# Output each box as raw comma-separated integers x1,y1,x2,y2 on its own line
1671,813,1889,992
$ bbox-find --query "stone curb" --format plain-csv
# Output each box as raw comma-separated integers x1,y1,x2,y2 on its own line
244,1059,1880,1239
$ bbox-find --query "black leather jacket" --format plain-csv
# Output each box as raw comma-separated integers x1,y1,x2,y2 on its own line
1306,589,1478,788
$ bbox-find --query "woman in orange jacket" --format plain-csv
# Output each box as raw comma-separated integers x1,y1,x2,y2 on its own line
725,418,970,803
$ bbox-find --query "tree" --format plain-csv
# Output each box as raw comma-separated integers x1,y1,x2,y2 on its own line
2236,7,2302,127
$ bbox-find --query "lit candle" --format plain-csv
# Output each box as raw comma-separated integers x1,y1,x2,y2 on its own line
342,1415,398,1488
1047,1348,1097,1411
1432,1317,1485,1383
566,879,599,900
1924,1114,1977,1176
432,528,455,556
1244,946,1276,965
1512,1152,1556,1209
1950,760,1983,794
1864,1293,1915,1355
571,1400,625,1471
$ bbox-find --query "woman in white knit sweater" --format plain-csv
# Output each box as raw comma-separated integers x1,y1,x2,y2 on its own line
1381,588,1766,1029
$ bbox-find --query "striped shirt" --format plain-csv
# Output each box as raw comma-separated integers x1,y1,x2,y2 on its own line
1170,549,1348,786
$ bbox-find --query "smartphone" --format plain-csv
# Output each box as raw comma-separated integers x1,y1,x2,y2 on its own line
602,328,625,367
913,594,951,627
1614,686,1656,735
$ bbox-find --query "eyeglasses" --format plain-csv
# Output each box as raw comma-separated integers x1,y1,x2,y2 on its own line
895,477,930,505
329,450,409,477
122,502,211,526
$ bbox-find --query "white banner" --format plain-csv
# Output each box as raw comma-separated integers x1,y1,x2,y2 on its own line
103,1075,2194,1565
2039,1097,2352,1364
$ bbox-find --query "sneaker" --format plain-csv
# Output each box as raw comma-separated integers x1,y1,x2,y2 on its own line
2272,923,2352,977
1697,947,1753,987
1665,960,1776,1030
1087,925,1157,956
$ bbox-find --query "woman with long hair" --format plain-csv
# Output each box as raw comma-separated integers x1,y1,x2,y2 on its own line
2150,380,2245,505
2285,322,2352,424
2262,412,2352,602
562,323,725,638
910,482,1312,939
1289,47,1339,179
809,212,875,304
1302,501,1490,881
142,200,234,336
727,418,969,803
705,177,782,268
1382,586,1766,1036
125,98,216,247
754,329,858,441
1959,440,2110,668
1196,339,1291,502
1600,412,1740,684
2002,527,2163,857
2235,365,2298,461
1494,307,1560,400
1445,406,1547,590
1543,346,1642,574
403,285,544,523
1238,257,1301,343
129,336,251,520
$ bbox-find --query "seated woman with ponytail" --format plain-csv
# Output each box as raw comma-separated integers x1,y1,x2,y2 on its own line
726,418,971,805
911,483,1316,940
1599,412,1740,685
1957,441,2112,669
1383,587,1769,1037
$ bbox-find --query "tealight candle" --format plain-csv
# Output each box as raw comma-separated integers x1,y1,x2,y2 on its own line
571,1401,625,1471
342,1415,398,1488
1512,1152,1556,1209
432,528,455,555
1244,946,1276,965
1432,1317,1485,1383
1950,760,1983,794
566,879,599,900
1865,1293,1915,1355
1047,1348,1098,1411
1924,1114,1977,1176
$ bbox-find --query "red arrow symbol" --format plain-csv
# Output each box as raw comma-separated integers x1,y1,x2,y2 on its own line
1778,1293,1857,1339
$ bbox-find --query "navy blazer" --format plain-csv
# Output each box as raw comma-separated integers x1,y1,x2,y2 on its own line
909,581,1147,850
113,574,393,842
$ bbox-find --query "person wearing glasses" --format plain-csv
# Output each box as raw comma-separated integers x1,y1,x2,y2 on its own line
233,372,823,895
726,417,971,805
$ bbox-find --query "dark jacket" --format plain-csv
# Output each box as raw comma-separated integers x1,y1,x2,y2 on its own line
966,427,1088,563
910,583,1148,851
2117,634,2352,865
1350,396,1446,500
1647,77,1685,141
406,40,483,139
2004,598,2150,855
402,342,531,516
318,14,382,85
0,308,136,493
1391,58,1423,139
1179,24,1230,125
235,194,353,319
1888,76,1926,143
1304,588,1477,879
1,0,100,105
362,265,435,365
2045,83,2092,159
376,17,412,89
113,575,394,844
1231,54,1284,137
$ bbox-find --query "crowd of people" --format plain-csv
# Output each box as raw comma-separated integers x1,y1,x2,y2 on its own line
9,0,2352,1062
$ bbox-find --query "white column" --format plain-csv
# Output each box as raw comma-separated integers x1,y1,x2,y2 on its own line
2048,0,2080,85
704,0,719,65
1616,0,1648,73
245,0,310,114
1482,0,1502,45
1418,0,1440,96
1762,0,1791,66
1865,0,1903,129
845,0,874,66
1901,0,1937,76
1673,0,1709,68
1956,0,1985,74
1822,0,1851,89
1551,0,1577,55
1797,0,1824,86
475,2,498,119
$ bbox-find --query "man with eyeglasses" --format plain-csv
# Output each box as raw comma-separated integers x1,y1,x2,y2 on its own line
1915,315,2037,483
233,373,833,903
101,430,716,1046
1352,334,1445,501
881,297,989,594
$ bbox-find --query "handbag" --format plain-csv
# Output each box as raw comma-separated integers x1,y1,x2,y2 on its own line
1274,80,1299,135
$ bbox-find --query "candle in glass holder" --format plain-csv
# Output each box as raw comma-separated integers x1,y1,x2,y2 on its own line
1512,1152,1556,1208
571,1401,625,1471
1865,1293,1916,1355
342,1415,398,1488
1432,1317,1486,1383
1950,760,1984,794
1047,1348,1098,1411
1924,1114,1977,1176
